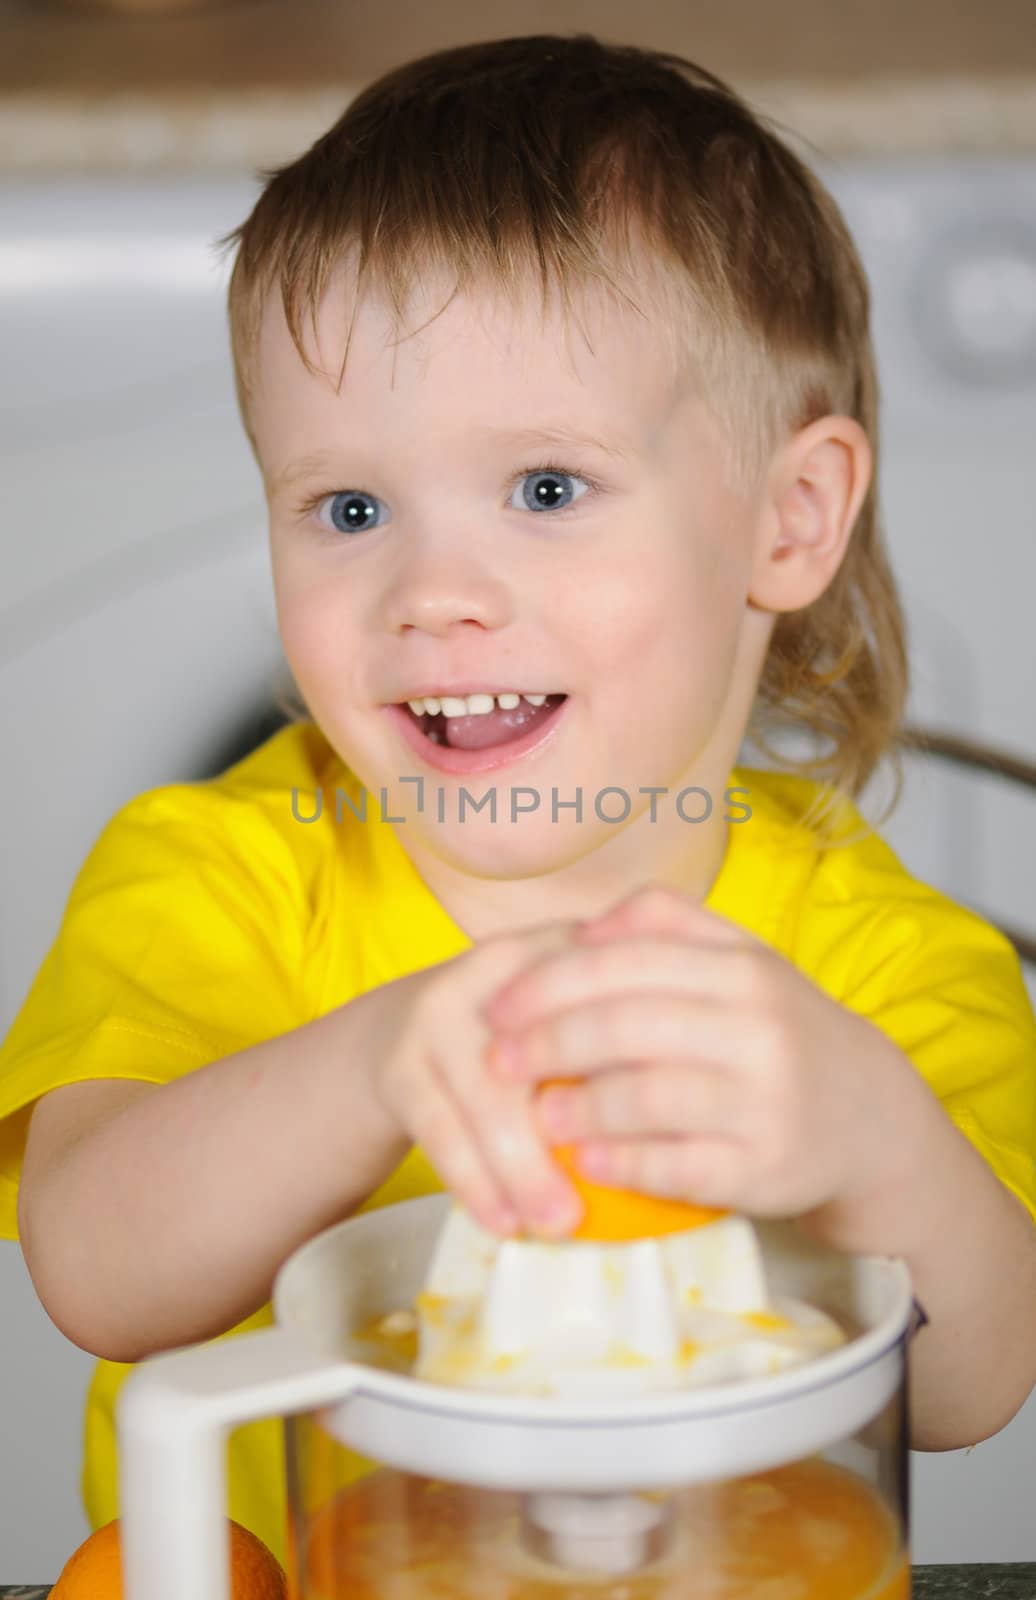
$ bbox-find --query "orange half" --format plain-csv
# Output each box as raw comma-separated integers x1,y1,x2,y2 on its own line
540,1077,728,1241
551,1143,728,1240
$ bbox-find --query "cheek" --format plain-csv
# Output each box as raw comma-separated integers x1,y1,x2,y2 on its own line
573,537,744,680
273,574,350,683
591,536,752,752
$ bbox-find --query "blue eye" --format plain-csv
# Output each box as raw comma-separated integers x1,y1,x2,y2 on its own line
296,462,599,537
508,464,593,514
324,491,381,536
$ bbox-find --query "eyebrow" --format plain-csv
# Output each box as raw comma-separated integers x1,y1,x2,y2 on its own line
268,452,341,498
470,423,636,462
268,424,634,498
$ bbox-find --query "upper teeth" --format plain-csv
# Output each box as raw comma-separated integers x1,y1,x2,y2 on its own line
406,692,550,717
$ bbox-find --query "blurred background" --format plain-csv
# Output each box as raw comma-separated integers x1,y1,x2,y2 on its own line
2,0,1036,1580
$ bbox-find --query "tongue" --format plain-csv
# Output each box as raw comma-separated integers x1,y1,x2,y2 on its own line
439,695,564,750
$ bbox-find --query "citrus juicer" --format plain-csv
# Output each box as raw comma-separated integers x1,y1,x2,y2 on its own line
118,1170,923,1599
366,1134,867,1583
409,1104,849,1399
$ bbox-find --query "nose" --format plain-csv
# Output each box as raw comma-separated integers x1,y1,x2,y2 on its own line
379,543,515,637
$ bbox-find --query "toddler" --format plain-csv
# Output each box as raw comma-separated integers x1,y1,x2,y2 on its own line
3,32,1035,1572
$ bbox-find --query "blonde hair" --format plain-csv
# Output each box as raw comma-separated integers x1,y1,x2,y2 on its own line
217,33,909,843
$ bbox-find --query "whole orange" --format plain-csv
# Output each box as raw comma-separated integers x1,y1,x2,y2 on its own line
50,1514,288,1598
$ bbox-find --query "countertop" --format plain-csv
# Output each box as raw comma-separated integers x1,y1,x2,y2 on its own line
5,0,1036,171
4,1568,1036,1597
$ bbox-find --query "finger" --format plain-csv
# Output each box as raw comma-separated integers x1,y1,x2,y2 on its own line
401,934,591,1241
574,1133,745,1206
432,942,588,1236
397,923,589,1239
578,885,751,947
536,1059,739,1144
459,1073,584,1238
475,919,590,1025
485,935,761,1033
415,1087,526,1237
491,991,762,1084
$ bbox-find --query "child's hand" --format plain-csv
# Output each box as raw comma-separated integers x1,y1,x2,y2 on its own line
482,884,924,1246
363,922,588,1239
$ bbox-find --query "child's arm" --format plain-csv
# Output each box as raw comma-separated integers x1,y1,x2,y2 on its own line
18,918,587,1367
808,1083,1036,1451
483,883,1036,1450
18,999,410,1364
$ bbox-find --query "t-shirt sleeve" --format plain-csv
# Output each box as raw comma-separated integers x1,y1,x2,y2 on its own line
0,784,311,1242
832,896,1036,1228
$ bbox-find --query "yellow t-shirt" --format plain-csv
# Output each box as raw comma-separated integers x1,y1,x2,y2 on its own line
1,720,1034,1569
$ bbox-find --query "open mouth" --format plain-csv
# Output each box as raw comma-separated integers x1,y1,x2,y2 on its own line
403,694,568,752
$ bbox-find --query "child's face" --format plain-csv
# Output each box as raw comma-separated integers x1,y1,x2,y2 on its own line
248,263,776,884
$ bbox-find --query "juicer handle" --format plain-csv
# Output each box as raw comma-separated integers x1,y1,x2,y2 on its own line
117,1324,363,1600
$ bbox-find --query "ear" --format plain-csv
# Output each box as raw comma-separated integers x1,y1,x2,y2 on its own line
748,416,873,612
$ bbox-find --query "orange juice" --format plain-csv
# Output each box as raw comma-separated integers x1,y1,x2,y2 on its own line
301,1457,908,1600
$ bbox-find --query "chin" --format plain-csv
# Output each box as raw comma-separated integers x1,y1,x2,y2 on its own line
414,817,595,881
